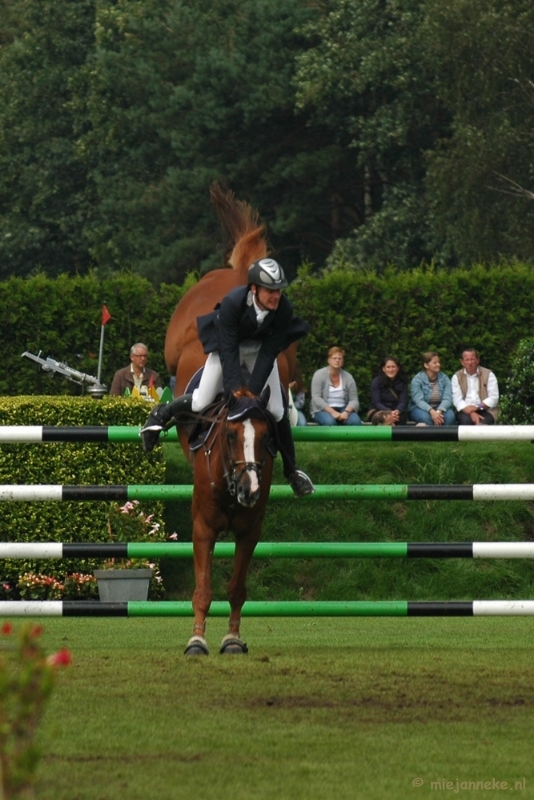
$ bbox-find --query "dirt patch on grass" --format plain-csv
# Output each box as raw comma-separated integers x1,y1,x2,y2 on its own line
242,667,534,724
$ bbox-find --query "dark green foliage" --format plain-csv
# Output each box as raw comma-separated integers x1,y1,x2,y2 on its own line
0,396,165,589
296,0,534,270
82,0,349,282
2,0,534,278
0,0,96,277
500,338,534,424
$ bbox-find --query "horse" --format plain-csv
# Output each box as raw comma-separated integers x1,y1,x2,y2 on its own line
164,184,297,655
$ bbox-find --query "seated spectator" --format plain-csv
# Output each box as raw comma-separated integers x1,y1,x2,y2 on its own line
451,348,499,425
408,351,456,426
310,347,361,426
368,356,408,425
289,365,307,427
109,343,162,397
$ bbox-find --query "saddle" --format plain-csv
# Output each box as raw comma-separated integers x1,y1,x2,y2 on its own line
179,367,279,455
180,366,278,457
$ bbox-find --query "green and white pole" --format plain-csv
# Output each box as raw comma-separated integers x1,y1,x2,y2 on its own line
2,600,534,617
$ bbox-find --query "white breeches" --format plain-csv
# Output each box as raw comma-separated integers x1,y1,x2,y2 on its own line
192,346,285,421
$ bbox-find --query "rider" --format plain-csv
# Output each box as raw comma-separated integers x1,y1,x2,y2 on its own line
141,258,315,497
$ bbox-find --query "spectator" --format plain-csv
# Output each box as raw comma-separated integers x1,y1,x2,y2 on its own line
289,364,307,427
408,351,456,426
310,347,361,425
451,348,499,425
109,343,162,397
368,356,408,425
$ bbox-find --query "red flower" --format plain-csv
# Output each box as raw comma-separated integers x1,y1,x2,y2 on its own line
30,624,43,638
47,649,72,667
1,622,12,635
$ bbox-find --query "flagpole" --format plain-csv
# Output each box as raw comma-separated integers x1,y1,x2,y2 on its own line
88,304,111,399
97,323,105,385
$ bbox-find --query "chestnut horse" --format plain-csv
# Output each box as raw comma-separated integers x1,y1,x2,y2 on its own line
165,184,296,655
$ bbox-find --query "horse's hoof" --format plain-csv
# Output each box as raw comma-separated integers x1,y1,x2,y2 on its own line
219,636,248,655
184,636,209,656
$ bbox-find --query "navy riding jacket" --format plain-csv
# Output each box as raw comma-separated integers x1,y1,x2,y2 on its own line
196,285,308,396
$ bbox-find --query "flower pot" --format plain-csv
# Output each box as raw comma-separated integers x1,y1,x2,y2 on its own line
93,569,153,602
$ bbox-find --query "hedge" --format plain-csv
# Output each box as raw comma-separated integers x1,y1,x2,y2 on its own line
0,396,166,592
1,263,534,412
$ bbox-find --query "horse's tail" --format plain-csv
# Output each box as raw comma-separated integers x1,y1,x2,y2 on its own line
210,182,268,280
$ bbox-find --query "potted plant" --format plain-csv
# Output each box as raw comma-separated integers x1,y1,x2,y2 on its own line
94,501,167,601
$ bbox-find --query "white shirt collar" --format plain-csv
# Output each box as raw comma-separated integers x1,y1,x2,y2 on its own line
250,292,269,324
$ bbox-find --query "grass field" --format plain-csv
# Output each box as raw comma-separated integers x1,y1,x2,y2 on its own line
32,616,534,800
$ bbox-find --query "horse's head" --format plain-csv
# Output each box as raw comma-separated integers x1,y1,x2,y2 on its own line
225,389,274,508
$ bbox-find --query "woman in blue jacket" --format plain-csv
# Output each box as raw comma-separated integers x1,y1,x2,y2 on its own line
409,351,456,426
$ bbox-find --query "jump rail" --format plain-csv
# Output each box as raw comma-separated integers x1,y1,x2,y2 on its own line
3,600,534,617
1,425,534,443
2,542,534,559
0,484,533,501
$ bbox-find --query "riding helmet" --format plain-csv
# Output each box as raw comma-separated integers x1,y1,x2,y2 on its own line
248,258,288,289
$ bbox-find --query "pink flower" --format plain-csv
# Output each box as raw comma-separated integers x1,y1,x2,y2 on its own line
168,532,178,541
47,649,72,667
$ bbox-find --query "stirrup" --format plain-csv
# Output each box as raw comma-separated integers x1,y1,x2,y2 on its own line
140,404,168,452
288,470,315,497
140,422,163,453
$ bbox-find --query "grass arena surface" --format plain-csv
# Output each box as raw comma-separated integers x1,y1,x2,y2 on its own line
29,617,534,800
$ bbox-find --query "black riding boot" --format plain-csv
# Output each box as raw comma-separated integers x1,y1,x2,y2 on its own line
140,394,193,452
276,414,315,497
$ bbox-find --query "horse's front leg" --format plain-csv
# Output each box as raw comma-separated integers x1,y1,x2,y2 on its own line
185,519,216,656
220,527,261,655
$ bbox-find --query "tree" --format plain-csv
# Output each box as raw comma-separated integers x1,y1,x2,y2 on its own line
0,0,96,278
81,0,362,283
421,0,534,266
294,0,534,270
294,0,449,271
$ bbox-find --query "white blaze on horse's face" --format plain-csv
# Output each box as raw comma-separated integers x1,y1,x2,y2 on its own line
225,416,266,508
242,419,260,496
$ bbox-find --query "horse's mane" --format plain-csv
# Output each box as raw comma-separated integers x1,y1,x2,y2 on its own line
210,182,268,280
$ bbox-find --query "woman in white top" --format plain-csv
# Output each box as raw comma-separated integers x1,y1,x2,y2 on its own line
310,346,361,425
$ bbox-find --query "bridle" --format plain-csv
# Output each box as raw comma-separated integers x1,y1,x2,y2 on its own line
190,399,274,508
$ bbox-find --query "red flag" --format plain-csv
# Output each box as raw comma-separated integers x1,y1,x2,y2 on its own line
101,305,112,326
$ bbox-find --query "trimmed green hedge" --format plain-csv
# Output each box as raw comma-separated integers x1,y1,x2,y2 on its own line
0,396,165,591
1,264,534,412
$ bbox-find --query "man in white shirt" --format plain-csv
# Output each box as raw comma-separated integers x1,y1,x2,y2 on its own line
451,348,499,425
